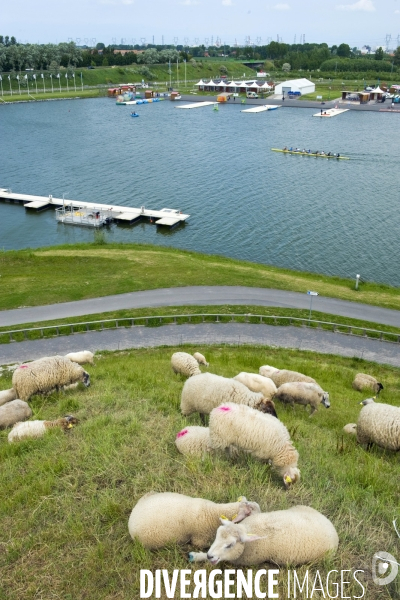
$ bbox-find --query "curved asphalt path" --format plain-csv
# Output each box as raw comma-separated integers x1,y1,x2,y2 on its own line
1,286,400,328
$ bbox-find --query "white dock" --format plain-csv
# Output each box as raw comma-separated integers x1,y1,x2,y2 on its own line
241,105,281,113
313,108,349,118
0,189,190,227
175,102,217,109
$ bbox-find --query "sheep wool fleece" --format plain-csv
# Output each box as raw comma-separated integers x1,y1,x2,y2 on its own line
357,402,400,450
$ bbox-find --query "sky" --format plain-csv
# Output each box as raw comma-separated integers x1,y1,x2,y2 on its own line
1,0,400,48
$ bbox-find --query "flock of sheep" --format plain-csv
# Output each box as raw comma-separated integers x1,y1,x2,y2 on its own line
128,350,399,568
1,347,398,571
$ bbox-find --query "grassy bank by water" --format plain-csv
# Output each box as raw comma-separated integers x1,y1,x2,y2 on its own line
0,243,399,314
0,345,399,599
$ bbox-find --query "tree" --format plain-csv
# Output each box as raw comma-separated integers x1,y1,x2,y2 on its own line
375,46,384,61
393,46,400,66
337,43,351,58
282,62,291,72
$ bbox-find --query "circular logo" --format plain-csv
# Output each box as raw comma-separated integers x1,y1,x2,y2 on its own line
372,552,399,586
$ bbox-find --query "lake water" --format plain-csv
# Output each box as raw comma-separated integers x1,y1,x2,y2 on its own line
1,97,399,287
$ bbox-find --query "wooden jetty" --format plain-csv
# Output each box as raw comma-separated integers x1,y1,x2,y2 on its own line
313,108,349,118
175,101,217,109
0,188,190,228
241,105,281,113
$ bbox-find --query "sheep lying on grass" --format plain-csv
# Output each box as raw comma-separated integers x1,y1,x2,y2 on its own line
128,492,260,549
65,351,94,365
175,426,212,456
352,373,383,395
12,356,90,401
233,372,277,400
0,400,32,429
274,382,330,416
344,397,400,451
189,505,338,566
209,403,300,488
259,365,316,387
0,388,17,406
8,415,78,442
180,373,275,423
171,352,202,378
193,352,209,367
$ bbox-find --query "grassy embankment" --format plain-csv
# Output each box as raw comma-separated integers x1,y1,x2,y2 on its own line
0,244,400,341
0,345,399,599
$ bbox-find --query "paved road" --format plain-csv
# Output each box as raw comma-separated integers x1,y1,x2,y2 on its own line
0,323,399,367
1,287,399,328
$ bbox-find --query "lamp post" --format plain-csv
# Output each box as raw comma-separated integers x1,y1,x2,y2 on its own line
8,74,12,95
50,73,54,93
72,72,76,91
57,73,61,92
80,72,83,91
307,290,318,320
184,59,186,89
65,73,69,92
16,74,21,95
176,57,179,86
33,74,38,94
169,59,172,89
41,73,45,93
25,73,29,93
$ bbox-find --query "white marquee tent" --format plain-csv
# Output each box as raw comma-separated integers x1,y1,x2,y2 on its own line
274,78,315,97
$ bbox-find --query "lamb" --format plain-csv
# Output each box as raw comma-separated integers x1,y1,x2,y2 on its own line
344,397,400,451
352,373,384,395
171,352,202,377
65,350,94,365
12,356,90,401
180,373,274,423
274,382,330,416
175,426,212,456
128,492,261,549
0,388,18,406
209,403,300,487
189,505,338,566
259,365,316,387
193,352,209,367
0,400,32,429
233,372,277,400
8,415,78,442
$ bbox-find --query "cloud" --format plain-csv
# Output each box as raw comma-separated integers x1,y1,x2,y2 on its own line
395,8,400,13
180,0,200,4
336,0,375,11
99,0,134,4
273,3,290,8
222,0,233,5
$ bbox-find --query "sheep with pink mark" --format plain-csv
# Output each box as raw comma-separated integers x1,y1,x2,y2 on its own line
175,426,212,456
128,492,261,550
209,403,301,488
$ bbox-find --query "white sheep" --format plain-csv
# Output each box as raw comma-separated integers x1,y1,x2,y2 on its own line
189,505,338,566
8,415,79,442
65,350,94,365
274,382,330,416
171,352,202,377
180,373,274,423
0,400,32,429
233,372,277,400
0,388,18,406
128,492,261,549
344,397,400,451
259,365,316,387
12,356,90,401
209,403,300,488
175,426,212,456
193,352,209,367
352,373,384,395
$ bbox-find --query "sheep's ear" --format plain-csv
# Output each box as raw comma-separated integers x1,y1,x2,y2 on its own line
239,532,264,543
220,517,231,526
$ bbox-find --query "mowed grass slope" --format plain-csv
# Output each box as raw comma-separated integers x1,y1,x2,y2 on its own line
0,243,399,312
0,346,399,599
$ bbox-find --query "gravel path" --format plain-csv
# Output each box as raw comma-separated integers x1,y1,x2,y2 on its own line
1,323,399,367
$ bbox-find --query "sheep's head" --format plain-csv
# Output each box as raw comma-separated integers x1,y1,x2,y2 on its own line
283,467,301,489
82,371,90,387
258,399,278,418
376,382,384,394
322,392,330,408
205,520,264,565
232,497,261,523
62,415,79,430
361,397,375,406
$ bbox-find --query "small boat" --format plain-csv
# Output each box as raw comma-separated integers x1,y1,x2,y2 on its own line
130,113,139,117
271,148,349,160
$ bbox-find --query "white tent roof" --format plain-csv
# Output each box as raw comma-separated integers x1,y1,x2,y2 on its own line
277,77,313,87
196,79,207,86
226,81,241,87
259,82,272,89
371,86,384,94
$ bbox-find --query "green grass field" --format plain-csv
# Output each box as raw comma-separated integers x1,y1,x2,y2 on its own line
0,346,399,599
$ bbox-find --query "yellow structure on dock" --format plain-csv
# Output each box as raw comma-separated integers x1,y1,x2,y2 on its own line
0,188,190,228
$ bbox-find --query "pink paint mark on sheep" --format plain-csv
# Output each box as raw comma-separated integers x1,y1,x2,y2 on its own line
19,365,28,369
176,429,189,438
217,406,232,412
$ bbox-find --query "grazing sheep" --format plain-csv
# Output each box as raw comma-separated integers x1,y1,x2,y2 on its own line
180,373,274,423
0,400,32,429
0,388,17,406
344,398,400,451
8,415,78,442
259,365,316,387
209,403,300,488
65,350,94,365
175,426,212,456
193,352,209,367
233,372,277,400
189,505,338,566
171,352,202,378
128,492,261,549
274,382,330,416
12,356,90,401
343,423,357,435
352,373,383,395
